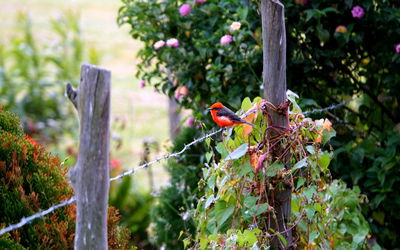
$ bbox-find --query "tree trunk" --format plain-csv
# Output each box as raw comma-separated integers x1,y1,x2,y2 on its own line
67,63,111,250
260,0,292,248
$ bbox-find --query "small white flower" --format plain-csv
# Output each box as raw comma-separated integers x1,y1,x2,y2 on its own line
230,21,241,31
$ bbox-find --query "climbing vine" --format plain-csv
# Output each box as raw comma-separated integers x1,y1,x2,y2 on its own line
189,94,372,249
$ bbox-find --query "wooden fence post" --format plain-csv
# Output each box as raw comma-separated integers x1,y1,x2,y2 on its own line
67,63,111,249
260,0,292,248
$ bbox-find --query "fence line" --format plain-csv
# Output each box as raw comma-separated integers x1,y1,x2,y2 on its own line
0,128,223,236
0,99,350,236
109,128,223,182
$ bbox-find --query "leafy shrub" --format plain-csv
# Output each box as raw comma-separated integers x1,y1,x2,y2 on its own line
149,127,207,249
119,0,400,247
0,12,99,142
109,175,154,248
0,108,130,248
194,97,374,249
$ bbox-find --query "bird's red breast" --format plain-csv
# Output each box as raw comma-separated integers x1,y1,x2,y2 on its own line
209,102,254,128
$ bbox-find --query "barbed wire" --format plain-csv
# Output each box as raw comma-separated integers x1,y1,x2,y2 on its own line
303,99,350,115
0,99,351,237
109,128,223,182
0,128,223,236
0,197,76,236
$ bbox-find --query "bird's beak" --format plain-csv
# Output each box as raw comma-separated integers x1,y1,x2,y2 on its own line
207,108,211,111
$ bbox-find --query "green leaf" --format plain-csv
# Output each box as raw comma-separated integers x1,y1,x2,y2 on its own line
322,129,336,145
241,97,252,111
226,143,248,160
317,152,331,171
306,145,315,154
244,196,258,207
200,235,209,250
308,230,319,243
266,162,284,177
243,230,258,246
205,152,212,162
215,201,234,229
303,186,316,202
238,6,249,20
205,194,215,209
296,177,306,190
305,204,316,220
216,142,228,158
238,163,253,178
292,158,308,171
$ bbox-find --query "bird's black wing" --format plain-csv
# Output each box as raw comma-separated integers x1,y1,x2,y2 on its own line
217,106,244,122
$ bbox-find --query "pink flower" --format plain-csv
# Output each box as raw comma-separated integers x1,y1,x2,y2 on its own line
167,38,180,48
179,4,191,16
196,0,206,3
186,116,195,127
220,35,233,45
110,158,121,169
154,40,165,49
139,79,145,88
174,86,189,100
351,5,364,19
396,44,400,54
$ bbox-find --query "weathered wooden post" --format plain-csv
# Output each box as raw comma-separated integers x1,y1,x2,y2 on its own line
67,63,111,249
260,0,292,248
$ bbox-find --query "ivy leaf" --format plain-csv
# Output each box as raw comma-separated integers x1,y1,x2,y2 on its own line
322,129,336,145
215,201,234,229
308,230,319,244
317,152,331,171
226,143,248,160
205,194,215,209
243,230,258,246
205,152,212,162
270,228,287,248
303,186,316,203
296,177,306,190
266,162,284,177
292,158,308,172
216,142,228,158
244,196,258,208
241,97,252,111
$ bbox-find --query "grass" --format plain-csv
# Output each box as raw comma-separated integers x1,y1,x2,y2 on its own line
0,0,170,190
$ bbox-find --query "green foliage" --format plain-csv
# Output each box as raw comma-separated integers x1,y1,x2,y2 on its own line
193,97,374,249
0,12,99,141
119,0,400,247
0,108,24,136
118,0,262,117
149,127,207,249
0,109,131,248
0,108,74,248
109,176,154,248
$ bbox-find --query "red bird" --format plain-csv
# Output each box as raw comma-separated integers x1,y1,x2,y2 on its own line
209,102,255,128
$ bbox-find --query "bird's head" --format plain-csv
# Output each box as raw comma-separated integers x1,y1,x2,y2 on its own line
208,102,224,111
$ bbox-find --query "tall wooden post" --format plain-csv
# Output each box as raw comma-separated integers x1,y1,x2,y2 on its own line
260,0,292,248
67,63,111,250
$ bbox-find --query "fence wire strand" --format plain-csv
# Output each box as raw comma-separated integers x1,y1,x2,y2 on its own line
109,128,223,182
0,99,351,236
0,128,223,236
303,99,350,115
0,197,76,236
